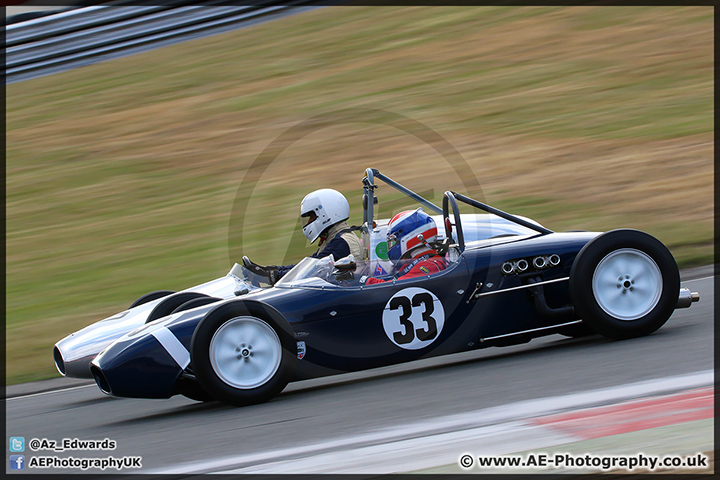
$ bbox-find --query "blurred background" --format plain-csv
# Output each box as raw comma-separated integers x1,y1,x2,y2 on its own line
6,6,713,384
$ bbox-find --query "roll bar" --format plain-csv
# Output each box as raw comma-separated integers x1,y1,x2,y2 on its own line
360,169,553,258
449,191,554,235
362,168,443,228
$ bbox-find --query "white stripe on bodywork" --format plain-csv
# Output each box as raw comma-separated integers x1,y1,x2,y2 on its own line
151,327,190,369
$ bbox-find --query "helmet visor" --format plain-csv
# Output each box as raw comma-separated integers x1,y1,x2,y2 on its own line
302,211,317,227
387,232,398,251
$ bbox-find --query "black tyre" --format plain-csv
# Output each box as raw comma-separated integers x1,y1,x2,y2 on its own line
182,386,215,402
569,229,679,340
129,290,175,309
176,377,216,402
191,300,296,407
557,323,595,338
171,296,221,315
146,292,210,324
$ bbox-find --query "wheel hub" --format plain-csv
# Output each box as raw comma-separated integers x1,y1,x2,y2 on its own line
236,346,252,360
592,248,662,321
209,316,282,389
617,276,635,293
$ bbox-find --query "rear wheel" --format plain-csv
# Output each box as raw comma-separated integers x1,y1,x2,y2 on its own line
129,290,175,309
146,292,210,324
569,229,679,340
191,301,296,406
557,323,595,338
171,296,221,315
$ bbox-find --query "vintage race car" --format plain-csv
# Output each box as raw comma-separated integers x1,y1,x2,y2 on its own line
54,168,699,405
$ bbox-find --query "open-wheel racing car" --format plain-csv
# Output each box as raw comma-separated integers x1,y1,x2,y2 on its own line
54,168,700,406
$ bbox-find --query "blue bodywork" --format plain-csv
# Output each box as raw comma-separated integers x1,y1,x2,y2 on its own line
91,230,598,399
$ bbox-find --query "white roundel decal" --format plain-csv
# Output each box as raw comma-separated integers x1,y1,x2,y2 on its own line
382,287,445,350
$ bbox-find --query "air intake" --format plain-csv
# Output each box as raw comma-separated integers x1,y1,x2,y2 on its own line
91,366,111,395
53,346,66,376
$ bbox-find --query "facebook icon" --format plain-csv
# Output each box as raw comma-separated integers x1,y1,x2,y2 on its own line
9,455,25,470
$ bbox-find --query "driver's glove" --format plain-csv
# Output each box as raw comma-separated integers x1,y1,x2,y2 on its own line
242,256,279,284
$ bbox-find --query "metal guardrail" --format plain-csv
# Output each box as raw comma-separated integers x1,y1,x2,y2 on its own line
6,0,319,84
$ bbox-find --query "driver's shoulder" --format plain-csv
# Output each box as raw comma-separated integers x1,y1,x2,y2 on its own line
339,230,363,258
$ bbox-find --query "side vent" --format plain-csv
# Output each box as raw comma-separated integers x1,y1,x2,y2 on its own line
502,254,561,275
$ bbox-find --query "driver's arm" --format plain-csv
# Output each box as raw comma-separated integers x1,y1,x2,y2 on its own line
243,256,294,283
244,236,351,283
264,237,350,280
365,276,387,284
311,236,350,261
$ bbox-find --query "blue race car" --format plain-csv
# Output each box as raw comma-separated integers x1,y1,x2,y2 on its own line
54,168,699,405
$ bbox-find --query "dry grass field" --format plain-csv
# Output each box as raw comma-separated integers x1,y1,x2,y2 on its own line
6,6,713,383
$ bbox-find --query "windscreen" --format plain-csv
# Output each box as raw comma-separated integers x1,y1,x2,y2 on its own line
275,256,337,287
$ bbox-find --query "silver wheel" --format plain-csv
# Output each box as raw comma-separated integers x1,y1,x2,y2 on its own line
209,316,282,389
591,248,662,321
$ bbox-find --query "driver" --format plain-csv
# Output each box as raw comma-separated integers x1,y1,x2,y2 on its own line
243,188,363,283
365,208,446,284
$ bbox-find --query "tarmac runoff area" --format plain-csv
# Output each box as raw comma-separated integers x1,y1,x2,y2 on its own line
428,387,714,474
150,370,713,474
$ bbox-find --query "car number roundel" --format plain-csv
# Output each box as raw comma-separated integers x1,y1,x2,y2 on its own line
382,287,445,350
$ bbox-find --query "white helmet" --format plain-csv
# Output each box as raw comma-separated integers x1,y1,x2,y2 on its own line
300,188,350,243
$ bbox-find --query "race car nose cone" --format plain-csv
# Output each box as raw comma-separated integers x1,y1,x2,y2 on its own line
53,307,150,379
53,337,98,379
91,333,184,399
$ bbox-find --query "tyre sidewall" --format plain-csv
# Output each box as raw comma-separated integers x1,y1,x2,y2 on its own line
130,290,175,309
557,323,595,338
191,300,296,406
171,296,221,315
146,292,210,323
570,229,679,339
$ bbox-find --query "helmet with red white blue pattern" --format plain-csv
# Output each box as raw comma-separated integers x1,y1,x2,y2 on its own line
386,208,438,262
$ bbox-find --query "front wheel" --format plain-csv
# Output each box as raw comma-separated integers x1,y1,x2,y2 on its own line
191,301,296,406
569,229,679,340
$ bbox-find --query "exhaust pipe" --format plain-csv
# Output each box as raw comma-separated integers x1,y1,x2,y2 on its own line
502,258,534,275
531,254,560,270
502,262,515,275
532,256,547,269
677,288,700,308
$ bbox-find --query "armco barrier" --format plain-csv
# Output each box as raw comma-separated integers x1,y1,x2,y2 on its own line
6,0,319,84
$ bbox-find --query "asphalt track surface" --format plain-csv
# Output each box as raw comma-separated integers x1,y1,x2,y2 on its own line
6,274,713,474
